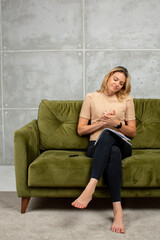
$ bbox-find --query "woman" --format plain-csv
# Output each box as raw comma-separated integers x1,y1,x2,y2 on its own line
71,66,136,234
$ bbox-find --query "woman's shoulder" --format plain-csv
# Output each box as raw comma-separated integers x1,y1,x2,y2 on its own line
85,91,100,99
123,95,134,102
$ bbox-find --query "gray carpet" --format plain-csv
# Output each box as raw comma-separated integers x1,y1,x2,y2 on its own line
0,192,160,240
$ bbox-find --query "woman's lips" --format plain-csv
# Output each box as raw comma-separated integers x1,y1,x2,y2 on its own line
112,86,117,90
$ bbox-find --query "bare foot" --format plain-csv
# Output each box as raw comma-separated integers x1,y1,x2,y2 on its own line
71,189,93,209
111,202,125,234
111,214,125,234
71,178,98,209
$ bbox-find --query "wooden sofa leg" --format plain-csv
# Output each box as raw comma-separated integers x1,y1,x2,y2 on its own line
21,197,30,214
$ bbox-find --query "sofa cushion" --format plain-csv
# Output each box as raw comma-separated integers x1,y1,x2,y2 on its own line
38,100,89,150
28,149,160,188
131,99,160,149
38,99,160,150
28,150,104,187
122,149,160,187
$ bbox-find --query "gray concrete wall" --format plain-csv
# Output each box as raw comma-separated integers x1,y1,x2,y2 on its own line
0,0,160,165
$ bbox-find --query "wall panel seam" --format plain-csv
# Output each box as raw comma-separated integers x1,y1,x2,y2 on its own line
3,108,39,110
83,0,85,98
1,49,160,52
0,0,5,164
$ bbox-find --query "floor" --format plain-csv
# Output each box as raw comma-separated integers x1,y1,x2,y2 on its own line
0,166,16,191
1,166,160,240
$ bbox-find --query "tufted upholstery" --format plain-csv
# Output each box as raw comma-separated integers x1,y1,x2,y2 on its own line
38,99,89,150
38,99,160,150
131,99,160,148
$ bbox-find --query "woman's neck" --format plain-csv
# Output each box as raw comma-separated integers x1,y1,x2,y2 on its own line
103,89,115,97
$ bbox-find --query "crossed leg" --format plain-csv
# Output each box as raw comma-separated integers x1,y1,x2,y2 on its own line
71,180,125,234
71,178,98,209
71,131,126,233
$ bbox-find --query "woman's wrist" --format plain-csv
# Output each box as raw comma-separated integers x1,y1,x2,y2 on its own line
115,121,122,129
114,120,121,128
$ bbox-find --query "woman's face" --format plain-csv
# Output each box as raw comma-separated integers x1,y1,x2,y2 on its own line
106,72,126,95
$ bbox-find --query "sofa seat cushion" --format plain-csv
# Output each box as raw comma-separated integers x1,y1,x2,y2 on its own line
122,149,160,187
28,150,105,187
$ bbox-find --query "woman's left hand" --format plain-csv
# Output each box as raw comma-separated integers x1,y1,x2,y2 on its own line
99,110,119,128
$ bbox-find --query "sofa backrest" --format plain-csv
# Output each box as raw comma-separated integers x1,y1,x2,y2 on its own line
38,99,160,150
131,99,160,149
38,99,89,150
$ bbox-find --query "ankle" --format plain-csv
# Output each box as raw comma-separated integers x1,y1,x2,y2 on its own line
86,178,98,192
85,185,95,195
113,202,123,217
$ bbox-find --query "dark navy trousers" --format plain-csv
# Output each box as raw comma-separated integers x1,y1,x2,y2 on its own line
86,130,132,202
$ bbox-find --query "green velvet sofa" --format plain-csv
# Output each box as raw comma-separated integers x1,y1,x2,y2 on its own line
14,99,160,213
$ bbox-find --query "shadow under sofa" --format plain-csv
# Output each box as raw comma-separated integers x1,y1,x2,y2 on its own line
14,99,160,213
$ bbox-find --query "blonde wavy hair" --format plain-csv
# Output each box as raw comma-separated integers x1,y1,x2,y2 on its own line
97,66,131,101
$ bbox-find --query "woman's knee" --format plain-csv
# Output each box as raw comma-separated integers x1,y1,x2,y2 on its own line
98,131,114,145
110,145,122,159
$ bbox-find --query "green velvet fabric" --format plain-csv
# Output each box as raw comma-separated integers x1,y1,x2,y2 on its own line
14,120,40,197
131,99,160,148
122,149,160,187
38,100,89,150
28,149,160,188
14,98,160,200
13,186,160,198
38,99,160,150
28,150,104,187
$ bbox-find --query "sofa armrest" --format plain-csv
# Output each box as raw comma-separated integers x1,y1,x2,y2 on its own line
14,119,40,197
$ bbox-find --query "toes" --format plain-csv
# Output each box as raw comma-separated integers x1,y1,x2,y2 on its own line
78,203,85,209
71,201,76,207
71,201,84,209
111,226,125,234
71,201,77,207
77,203,81,208
75,203,80,208
120,228,125,234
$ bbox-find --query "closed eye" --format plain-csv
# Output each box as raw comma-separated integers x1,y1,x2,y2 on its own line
114,78,124,86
